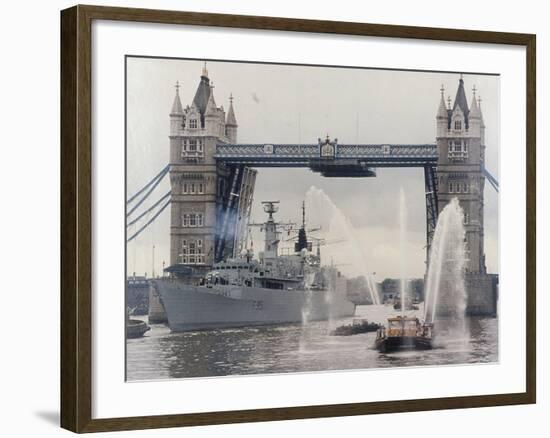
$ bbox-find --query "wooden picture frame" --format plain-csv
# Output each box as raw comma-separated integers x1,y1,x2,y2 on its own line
60,4,536,433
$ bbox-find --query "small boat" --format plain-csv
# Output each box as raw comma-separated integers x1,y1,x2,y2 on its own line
393,302,419,311
375,316,433,352
330,319,380,336
126,318,151,339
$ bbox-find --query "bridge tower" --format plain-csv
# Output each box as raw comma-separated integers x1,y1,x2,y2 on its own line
167,65,252,277
436,76,496,315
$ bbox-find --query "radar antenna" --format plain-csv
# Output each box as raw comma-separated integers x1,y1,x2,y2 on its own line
262,201,280,220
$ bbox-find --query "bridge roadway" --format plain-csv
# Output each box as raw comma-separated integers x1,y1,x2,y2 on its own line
214,143,438,167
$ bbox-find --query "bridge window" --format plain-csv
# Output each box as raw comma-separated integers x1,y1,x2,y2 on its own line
464,213,470,224
189,119,197,129
188,242,196,263
454,120,462,130
189,139,197,151
183,240,204,265
182,181,204,194
182,214,203,228
181,240,188,263
448,182,454,193
448,140,468,160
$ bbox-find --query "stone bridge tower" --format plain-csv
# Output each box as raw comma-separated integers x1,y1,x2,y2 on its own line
436,76,496,315
167,65,248,277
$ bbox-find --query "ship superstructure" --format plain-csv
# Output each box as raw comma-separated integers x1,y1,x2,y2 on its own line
153,201,356,331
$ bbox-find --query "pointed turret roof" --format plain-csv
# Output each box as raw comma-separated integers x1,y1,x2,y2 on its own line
452,76,470,127
437,85,448,119
469,90,481,119
226,94,238,126
192,64,211,116
205,82,218,116
170,81,183,114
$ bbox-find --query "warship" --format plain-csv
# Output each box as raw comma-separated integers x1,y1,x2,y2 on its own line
153,201,356,332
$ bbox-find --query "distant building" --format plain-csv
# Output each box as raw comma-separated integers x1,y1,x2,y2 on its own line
379,278,424,304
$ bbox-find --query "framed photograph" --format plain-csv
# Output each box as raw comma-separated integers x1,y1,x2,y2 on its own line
60,5,536,433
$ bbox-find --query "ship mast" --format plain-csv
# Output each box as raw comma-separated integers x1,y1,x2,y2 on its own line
262,201,280,259
295,201,309,253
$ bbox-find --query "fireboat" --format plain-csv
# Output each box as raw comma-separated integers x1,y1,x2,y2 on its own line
375,316,434,352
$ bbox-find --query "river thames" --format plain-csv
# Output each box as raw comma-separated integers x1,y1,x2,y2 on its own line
126,304,498,381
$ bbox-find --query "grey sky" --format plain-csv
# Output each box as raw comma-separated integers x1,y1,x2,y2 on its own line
126,57,499,280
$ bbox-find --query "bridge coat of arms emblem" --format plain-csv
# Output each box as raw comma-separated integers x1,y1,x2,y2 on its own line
319,136,337,159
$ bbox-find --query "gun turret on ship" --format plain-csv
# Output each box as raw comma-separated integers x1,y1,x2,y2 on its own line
152,201,356,332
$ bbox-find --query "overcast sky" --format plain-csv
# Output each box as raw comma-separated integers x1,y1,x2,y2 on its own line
126,57,499,280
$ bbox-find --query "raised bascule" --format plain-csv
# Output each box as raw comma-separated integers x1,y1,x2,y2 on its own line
128,65,499,316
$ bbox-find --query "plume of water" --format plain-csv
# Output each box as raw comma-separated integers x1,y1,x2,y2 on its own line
301,271,316,326
399,188,408,315
305,186,380,305
423,198,468,335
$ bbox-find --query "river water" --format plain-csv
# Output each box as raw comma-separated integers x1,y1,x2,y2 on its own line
126,304,498,381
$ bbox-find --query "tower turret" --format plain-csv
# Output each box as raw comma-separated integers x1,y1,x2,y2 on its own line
225,93,238,143
192,62,211,128
436,85,449,138
170,81,184,136
468,86,482,138
204,82,221,136
451,76,470,130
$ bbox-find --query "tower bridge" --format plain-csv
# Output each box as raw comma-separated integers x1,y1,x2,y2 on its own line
214,143,438,167
127,65,498,316
212,141,440,263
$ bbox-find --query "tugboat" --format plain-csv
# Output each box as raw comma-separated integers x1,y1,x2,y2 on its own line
375,316,433,352
126,308,151,338
126,318,151,338
330,319,380,336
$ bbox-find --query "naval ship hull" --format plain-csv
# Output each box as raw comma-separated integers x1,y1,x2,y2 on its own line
153,279,356,332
